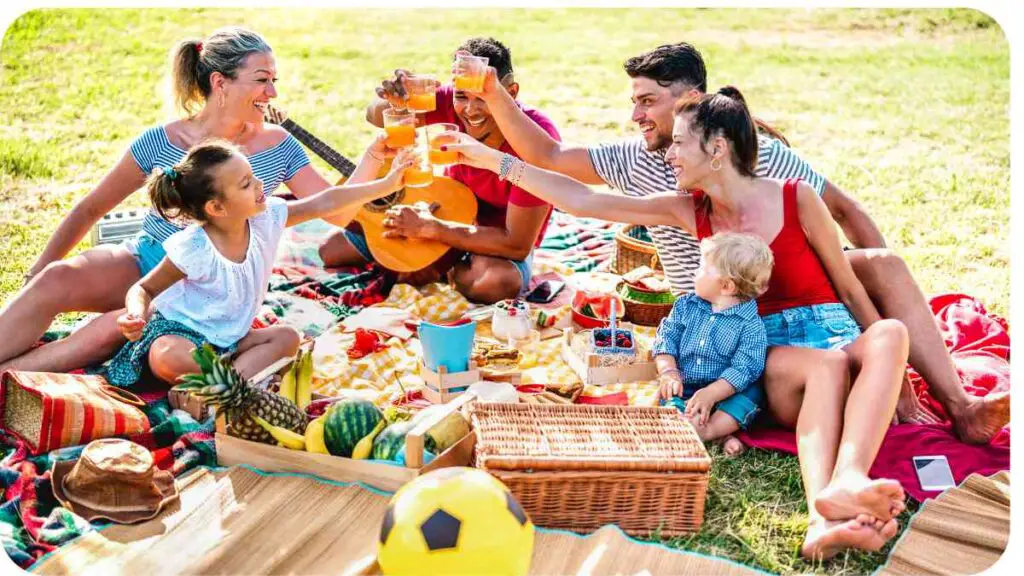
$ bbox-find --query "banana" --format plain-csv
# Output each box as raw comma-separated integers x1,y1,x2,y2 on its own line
294,345,314,410
304,415,330,454
252,415,306,450
351,419,386,460
277,354,298,403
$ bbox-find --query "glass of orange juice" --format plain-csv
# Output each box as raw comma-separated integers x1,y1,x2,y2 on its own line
383,108,417,149
453,54,488,93
404,130,434,188
427,123,460,166
406,75,437,113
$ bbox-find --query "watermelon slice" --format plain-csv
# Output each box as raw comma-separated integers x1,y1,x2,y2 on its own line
572,290,625,320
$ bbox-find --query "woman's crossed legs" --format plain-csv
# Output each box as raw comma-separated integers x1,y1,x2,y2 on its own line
764,319,909,560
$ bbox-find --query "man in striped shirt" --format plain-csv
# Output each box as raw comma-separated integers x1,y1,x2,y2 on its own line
475,42,1008,443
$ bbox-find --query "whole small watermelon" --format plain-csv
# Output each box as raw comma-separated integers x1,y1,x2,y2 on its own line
324,399,384,457
371,421,436,462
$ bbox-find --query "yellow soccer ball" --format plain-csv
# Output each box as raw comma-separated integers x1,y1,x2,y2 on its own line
377,467,534,575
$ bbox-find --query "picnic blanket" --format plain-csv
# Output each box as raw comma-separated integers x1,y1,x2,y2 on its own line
737,293,1011,502
535,211,620,274
29,465,762,576
0,396,215,569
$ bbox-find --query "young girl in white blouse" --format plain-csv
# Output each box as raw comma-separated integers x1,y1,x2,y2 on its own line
106,137,415,387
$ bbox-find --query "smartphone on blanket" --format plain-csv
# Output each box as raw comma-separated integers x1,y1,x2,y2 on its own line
525,280,566,304
912,455,956,491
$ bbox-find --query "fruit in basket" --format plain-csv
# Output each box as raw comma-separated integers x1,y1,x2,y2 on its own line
252,415,306,450
352,420,387,459
372,420,436,462
176,344,308,445
294,345,315,410
304,415,330,454
323,399,385,457
277,358,297,403
377,467,534,575
413,405,472,453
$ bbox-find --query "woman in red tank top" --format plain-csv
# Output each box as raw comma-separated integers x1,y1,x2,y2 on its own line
446,86,910,561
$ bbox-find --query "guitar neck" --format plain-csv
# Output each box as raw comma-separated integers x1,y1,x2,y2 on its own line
279,118,358,177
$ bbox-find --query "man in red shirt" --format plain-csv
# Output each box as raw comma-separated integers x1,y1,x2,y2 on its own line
319,37,559,304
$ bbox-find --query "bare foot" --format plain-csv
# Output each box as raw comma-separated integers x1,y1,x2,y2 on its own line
953,392,1010,444
854,513,900,540
722,435,747,457
801,516,896,561
815,476,905,521
896,376,942,424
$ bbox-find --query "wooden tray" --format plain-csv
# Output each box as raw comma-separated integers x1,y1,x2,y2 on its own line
215,383,477,492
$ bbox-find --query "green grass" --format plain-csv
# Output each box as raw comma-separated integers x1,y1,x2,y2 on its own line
0,8,1006,574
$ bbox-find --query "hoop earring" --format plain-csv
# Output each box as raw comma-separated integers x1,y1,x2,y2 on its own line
710,158,722,172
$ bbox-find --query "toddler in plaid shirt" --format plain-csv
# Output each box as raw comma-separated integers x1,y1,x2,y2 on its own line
653,232,773,456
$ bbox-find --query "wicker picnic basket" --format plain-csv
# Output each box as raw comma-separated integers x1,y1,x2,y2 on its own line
617,281,676,327
614,225,661,275
470,403,711,536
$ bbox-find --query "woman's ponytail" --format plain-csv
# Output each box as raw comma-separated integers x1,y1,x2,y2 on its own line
716,85,747,105
716,84,790,146
171,38,205,117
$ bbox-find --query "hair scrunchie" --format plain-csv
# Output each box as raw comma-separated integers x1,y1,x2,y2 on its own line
196,41,203,54
162,166,179,180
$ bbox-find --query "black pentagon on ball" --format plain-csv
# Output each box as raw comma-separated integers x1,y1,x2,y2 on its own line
506,492,528,526
420,508,461,550
380,505,396,544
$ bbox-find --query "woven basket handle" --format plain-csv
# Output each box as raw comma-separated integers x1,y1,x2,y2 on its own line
100,384,146,408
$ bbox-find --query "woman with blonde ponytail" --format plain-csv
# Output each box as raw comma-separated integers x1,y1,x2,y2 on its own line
0,27,373,373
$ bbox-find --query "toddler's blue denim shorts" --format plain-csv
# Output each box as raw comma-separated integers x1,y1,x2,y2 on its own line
661,383,765,430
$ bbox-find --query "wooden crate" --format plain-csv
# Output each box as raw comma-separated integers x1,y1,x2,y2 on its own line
419,362,481,404
560,327,657,386
215,389,477,492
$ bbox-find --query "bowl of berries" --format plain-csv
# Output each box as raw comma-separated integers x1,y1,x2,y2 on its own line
591,306,635,356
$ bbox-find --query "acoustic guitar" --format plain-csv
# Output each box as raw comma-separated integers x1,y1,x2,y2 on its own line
264,106,477,273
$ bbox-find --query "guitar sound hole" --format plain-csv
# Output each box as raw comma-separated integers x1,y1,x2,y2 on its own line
364,189,405,212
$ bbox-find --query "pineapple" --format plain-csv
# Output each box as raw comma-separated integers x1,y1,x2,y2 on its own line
175,344,308,444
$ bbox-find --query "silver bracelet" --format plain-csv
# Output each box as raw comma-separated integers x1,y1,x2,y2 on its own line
509,158,526,187
497,153,514,181
658,368,682,378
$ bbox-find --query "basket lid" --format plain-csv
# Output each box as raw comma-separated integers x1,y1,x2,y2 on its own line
470,403,711,473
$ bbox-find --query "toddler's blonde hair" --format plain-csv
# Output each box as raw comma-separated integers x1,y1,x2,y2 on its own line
700,232,774,301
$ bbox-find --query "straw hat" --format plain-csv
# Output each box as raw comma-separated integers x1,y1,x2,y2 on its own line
51,438,178,524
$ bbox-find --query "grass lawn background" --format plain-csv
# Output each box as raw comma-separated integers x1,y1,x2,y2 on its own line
0,8,1009,575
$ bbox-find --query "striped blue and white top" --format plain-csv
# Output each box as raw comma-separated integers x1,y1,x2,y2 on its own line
588,135,825,294
130,126,310,243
